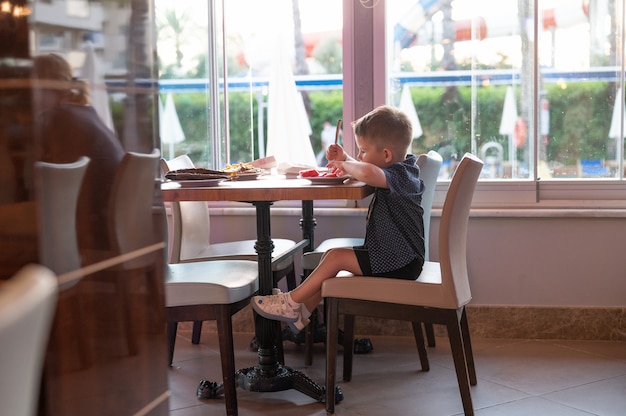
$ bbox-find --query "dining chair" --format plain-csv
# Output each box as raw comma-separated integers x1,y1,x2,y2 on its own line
303,150,442,264
80,149,161,358
322,153,482,415
114,151,258,415
300,150,443,363
165,259,258,416
33,156,91,371
33,156,90,279
0,264,58,416
161,155,306,345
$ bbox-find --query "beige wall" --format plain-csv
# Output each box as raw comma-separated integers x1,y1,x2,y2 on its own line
205,206,626,308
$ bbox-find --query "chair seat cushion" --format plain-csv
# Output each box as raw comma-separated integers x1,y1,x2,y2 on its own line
321,261,469,309
166,260,258,306
182,238,296,271
301,237,364,270
315,237,364,252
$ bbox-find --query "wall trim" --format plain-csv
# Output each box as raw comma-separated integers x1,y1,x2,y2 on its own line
186,305,625,341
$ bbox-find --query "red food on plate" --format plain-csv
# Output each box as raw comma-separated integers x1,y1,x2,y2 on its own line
321,172,337,177
299,169,319,177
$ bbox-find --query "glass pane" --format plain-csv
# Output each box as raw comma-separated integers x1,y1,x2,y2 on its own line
386,0,624,181
539,0,622,179
0,0,168,414
157,0,342,169
387,0,534,179
156,1,213,166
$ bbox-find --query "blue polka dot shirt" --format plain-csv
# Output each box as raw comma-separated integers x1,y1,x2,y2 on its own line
364,154,426,274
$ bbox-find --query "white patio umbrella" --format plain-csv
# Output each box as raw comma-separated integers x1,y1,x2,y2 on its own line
265,36,317,167
398,84,423,139
160,93,186,160
80,42,114,132
609,87,625,164
499,86,518,174
609,87,626,139
499,86,518,136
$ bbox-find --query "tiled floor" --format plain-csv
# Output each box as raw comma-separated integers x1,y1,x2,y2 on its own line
168,326,626,415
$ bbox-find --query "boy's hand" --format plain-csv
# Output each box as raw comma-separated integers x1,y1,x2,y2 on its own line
326,143,345,162
326,160,348,177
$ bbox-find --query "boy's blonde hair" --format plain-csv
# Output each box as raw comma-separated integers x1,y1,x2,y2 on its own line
32,53,91,106
351,105,413,155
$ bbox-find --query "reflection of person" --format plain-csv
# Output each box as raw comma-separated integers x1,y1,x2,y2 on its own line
316,120,337,166
252,105,425,330
33,53,125,251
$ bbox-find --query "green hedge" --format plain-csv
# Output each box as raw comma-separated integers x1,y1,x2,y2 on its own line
112,83,617,166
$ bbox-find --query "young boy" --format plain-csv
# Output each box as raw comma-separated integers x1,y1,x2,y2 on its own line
252,105,426,330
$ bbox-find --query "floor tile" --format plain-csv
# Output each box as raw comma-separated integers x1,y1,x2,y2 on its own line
168,329,626,416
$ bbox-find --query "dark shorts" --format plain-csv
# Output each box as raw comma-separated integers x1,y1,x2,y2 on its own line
353,245,423,280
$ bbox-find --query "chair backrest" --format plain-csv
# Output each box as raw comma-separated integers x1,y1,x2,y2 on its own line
416,150,443,261
34,156,90,275
109,149,160,269
439,153,483,307
0,264,58,416
161,155,212,263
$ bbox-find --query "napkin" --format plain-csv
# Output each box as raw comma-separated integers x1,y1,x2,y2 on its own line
249,155,277,170
277,161,318,178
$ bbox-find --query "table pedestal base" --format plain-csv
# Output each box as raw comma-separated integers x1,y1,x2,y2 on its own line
236,364,332,401
196,366,343,404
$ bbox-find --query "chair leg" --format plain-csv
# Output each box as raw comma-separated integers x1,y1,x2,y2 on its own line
216,306,238,416
304,309,316,366
192,321,203,344
424,322,436,347
411,321,430,371
342,314,355,382
325,298,339,414
446,310,474,416
116,270,138,356
284,268,297,291
460,307,477,385
167,322,178,366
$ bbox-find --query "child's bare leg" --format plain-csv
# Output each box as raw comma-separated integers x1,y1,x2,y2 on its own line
303,291,322,316
290,247,361,304
250,248,361,326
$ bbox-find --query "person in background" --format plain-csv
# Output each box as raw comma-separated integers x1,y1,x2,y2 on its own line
252,105,426,331
32,53,125,251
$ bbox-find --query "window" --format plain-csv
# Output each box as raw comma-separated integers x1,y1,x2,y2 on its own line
156,0,342,169
385,0,626,207
157,0,626,207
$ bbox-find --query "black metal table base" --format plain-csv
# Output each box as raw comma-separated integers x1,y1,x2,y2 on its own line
197,373,343,405
236,364,327,400
196,200,344,406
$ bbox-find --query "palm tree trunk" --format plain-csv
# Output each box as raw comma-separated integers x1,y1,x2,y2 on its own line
123,0,157,153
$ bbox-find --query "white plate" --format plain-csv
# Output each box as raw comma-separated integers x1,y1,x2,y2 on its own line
169,178,225,187
298,175,351,184
229,172,262,181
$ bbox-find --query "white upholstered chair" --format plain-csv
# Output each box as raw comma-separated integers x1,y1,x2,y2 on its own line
105,150,259,416
165,259,258,416
300,150,443,362
33,157,91,370
33,156,90,279
0,264,58,416
161,155,306,345
80,149,161,358
322,153,482,415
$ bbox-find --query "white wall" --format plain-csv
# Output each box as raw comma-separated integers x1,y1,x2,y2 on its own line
207,206,626,308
